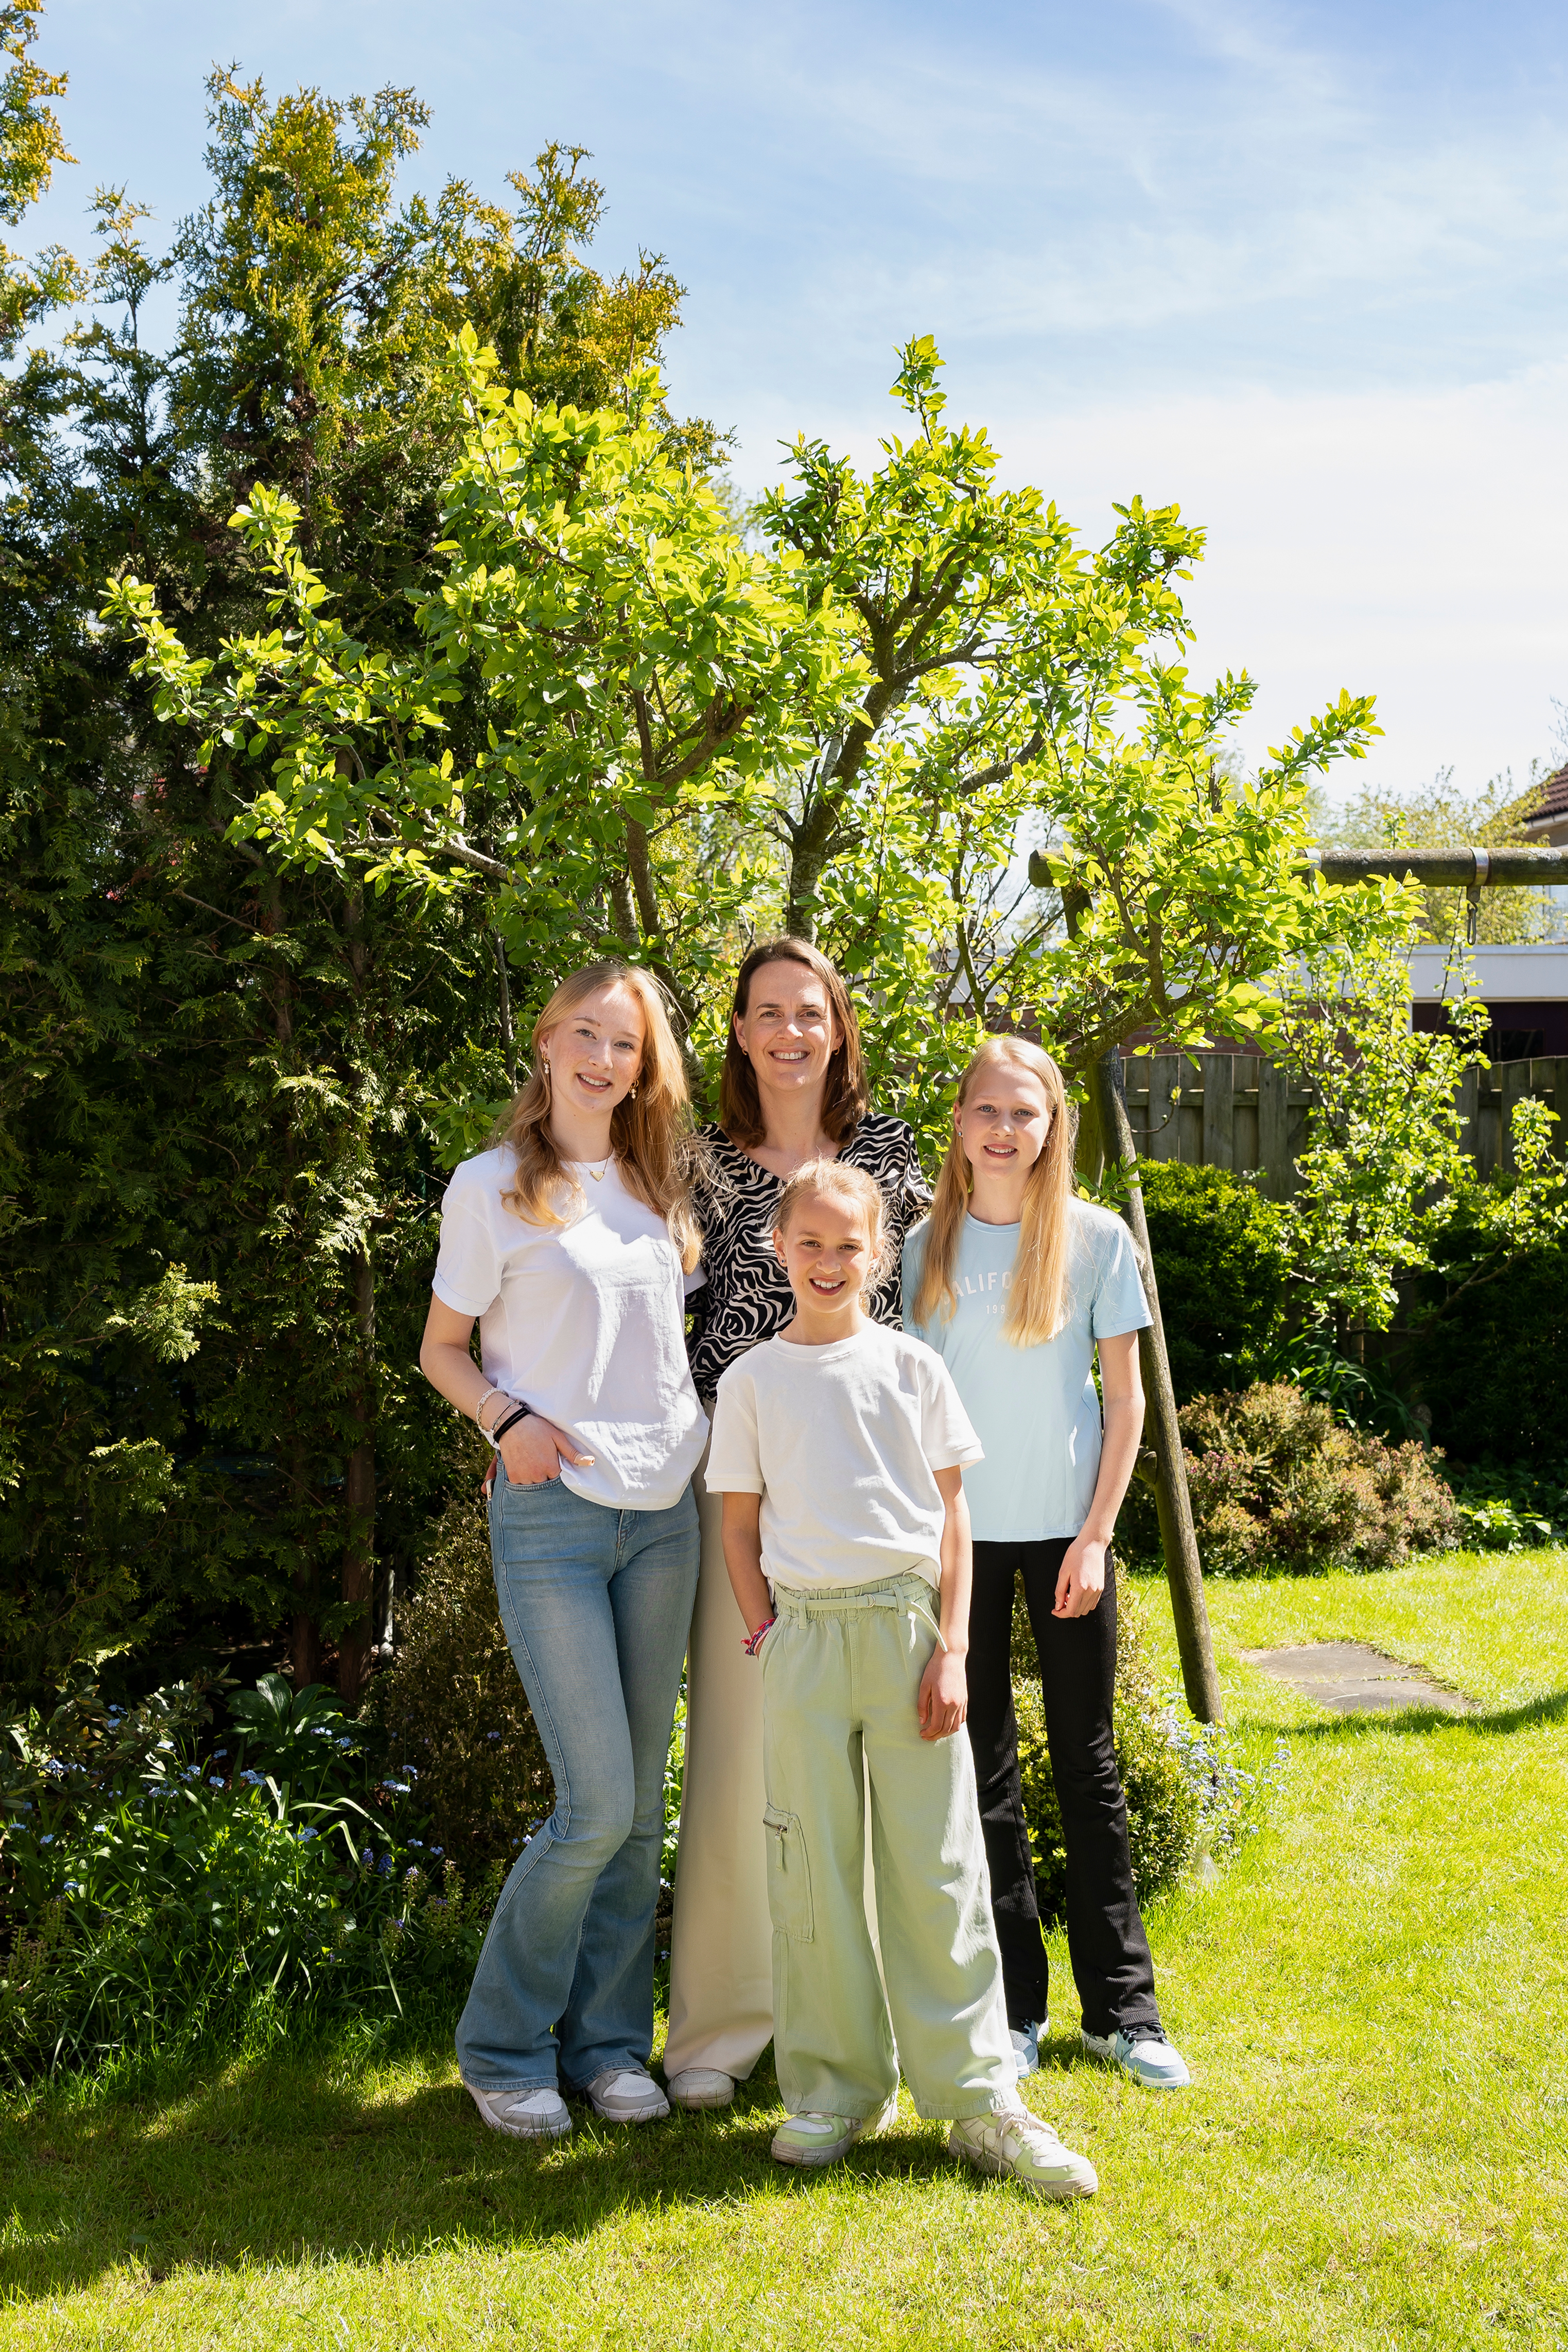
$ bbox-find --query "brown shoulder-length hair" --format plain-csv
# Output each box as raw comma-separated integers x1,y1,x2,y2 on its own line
719,936,869,1149
494,959,700,1272
912,1036,1077,1346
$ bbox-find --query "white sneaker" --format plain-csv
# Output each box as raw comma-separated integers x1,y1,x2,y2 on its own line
1010,2018,1047,2079
467,2082,572,2140
771,2095,900,2168
1080,2023,1192,2090
949,2104,1098,2199
584,2067,671,2123
666,2067,736,2111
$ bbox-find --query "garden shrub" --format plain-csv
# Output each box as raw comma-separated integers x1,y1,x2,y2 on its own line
1408,1233,1568,1468
1009,1569,1277,1918
0,1669,494,2082
367,1493,552,1880
1127,1380,1459,1574
1138,1163,1289,1402
1442,1461,1568,1551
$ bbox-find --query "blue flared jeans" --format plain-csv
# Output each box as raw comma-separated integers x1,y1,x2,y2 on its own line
454,1465,699,2092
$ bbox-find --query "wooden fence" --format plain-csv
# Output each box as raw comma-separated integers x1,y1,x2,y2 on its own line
1121,1053,1568,1198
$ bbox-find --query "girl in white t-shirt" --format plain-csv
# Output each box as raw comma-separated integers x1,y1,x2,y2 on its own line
903,1036,1190,2093
420,959,708,2144
706,1158,1098,2199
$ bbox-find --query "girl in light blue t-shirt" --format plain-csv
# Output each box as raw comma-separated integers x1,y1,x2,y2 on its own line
903,1036,1190,2094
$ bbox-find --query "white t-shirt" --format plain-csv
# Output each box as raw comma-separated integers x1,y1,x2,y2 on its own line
705,1323,983,1592
432,1147,708,1514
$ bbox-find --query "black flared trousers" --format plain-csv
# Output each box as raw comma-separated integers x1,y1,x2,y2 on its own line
965,1536,1160,2040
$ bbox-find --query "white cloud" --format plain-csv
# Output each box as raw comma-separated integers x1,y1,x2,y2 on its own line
720,358,1568,800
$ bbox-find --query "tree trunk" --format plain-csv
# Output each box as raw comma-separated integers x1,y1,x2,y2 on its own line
337,1243,377,1708
1091,1050,1223,1725
286,1435,321,1688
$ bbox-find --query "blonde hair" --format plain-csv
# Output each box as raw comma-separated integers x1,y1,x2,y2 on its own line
497,959,700,1271
773,1158,886,1295
913,1037,1076,1347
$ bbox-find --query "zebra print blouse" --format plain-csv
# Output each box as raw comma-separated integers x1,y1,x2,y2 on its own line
686,1112,933,1405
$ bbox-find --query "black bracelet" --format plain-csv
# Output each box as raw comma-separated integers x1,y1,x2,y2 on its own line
490,1402,533,1447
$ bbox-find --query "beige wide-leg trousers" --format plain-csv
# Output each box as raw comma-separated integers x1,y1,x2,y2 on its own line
663,1453,774,2080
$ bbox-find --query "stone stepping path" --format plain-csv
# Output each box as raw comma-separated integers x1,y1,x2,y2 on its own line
1240,1639,1474,1714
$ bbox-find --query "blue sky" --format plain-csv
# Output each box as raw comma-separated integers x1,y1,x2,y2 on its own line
24,0,1568,800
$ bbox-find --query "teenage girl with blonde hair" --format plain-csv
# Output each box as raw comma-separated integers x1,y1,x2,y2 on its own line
903,1035,1192,2091
420,958,708,2142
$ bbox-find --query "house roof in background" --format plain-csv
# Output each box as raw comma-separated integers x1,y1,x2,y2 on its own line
1525,764,1568,826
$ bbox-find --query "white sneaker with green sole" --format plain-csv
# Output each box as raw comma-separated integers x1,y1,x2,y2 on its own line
949,2105,1098,2199
771,2095,899,2168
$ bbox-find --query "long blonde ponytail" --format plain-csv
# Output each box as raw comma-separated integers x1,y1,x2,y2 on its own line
913,1037,1077,1347
495,959,701,1272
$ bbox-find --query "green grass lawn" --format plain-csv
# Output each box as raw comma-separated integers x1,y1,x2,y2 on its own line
3,1548,1566,2351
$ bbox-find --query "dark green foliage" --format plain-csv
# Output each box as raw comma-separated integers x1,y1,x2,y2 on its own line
0,1667,495,2082
1408,1234,1568,1469
0,47,710,1711
1139,1162,1288,1401
366,1492,552,1880
1443,1460,1568,1550
1008,1570,1273,1918
1119,1381,1459,1574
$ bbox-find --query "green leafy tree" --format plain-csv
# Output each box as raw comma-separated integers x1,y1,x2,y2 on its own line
2,56,721,1713
1276,942,1568,1341
1314,768,1553,945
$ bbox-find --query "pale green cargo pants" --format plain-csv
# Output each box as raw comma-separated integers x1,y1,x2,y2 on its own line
761,1572,1015,2122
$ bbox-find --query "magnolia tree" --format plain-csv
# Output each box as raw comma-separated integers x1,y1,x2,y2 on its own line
107,335,1416,1719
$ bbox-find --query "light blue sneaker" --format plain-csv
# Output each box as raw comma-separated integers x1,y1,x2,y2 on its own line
1080,2023,1191,2090
1009,2018,1046,2079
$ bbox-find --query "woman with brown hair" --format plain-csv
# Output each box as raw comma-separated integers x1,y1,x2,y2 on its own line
903,1035,1191,2093
662,936,929,2112
419,959,708,2143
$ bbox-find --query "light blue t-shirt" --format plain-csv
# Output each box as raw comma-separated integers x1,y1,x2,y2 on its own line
902,1201,1152,1543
